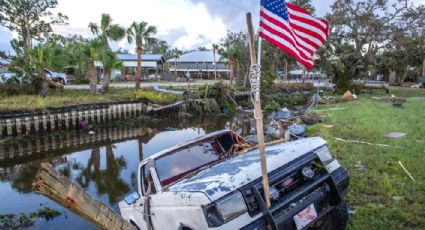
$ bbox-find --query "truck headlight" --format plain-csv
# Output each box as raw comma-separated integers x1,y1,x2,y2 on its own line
315,146,333,164
203,192,247,227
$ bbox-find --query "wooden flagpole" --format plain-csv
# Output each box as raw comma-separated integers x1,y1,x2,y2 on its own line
246,13,271,208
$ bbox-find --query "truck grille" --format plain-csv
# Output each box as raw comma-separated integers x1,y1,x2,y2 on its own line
241,155,327,216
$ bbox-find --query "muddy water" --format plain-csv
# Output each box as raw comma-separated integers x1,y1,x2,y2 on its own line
0,115,249,229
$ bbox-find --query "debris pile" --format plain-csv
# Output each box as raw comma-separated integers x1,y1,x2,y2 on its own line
381,96,406,106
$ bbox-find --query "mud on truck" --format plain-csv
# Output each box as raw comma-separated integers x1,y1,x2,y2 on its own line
119,130,349,230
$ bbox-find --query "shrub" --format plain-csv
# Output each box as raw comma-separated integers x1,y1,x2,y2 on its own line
132,90,180,105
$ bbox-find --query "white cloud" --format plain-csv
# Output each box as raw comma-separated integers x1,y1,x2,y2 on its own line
51,0,227,50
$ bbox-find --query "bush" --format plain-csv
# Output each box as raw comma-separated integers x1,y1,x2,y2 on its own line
264,100,280,111
131,90,180,105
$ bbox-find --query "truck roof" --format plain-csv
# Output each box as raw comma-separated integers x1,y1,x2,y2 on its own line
167,137,327,201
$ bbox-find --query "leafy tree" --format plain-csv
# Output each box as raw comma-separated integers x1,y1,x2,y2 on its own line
89,14,125,92
326,0,409,89
289,0,315,13
127,21,157,89
219,31,248,86
377,4,425,83
0,0,67,62
144,39,169,55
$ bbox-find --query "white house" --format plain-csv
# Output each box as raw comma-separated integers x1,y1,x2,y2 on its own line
95,53,166,80
167,50,229,79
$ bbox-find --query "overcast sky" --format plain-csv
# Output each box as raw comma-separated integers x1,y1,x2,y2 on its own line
0,0,424,54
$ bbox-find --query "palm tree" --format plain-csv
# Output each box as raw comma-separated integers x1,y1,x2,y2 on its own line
173,48,182,78
100,51,124,93
127,21,157,89
219,42,244,86
89,14,125,92
212,44,219,81
72,39,103,94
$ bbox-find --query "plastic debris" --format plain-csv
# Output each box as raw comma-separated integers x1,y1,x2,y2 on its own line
288,124,307,137
383,132,407,138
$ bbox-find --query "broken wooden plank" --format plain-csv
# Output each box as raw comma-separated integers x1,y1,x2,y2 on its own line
32,163,135,230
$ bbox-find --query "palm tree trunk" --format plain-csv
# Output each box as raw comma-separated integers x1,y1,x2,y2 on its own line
213,50,217,81
135,47,142,89
102,70,111,93
40,76,49,97
88,62,98,94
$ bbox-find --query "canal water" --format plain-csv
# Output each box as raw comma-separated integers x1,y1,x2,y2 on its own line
0,115,250,229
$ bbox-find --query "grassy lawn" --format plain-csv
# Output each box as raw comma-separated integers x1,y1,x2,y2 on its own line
0,88,180,111
309,87,425,229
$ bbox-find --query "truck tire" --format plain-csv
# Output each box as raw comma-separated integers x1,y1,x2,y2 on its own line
315,201,349,230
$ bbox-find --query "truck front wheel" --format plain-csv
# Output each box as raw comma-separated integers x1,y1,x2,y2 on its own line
314,201,349,230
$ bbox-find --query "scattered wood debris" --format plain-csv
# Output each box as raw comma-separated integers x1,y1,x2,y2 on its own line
334,137,404,149
398,161,416,182
381,96,406,106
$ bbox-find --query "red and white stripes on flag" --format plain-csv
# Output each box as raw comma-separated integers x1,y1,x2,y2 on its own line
259,0,329,69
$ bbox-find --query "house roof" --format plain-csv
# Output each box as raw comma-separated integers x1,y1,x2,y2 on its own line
168,50,227,63
117,53,164,62
0,58,11,65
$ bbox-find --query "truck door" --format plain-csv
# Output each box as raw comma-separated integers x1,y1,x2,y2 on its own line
134,163,158,230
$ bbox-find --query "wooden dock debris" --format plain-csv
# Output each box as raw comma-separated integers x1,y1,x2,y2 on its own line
32,163,136,230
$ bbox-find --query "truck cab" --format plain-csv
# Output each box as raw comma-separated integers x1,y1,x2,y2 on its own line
119,130,349,230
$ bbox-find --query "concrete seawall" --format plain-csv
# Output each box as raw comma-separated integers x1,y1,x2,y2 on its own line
0,101,145,138
0,99,219,138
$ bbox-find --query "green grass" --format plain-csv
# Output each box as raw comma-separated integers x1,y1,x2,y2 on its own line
309,87,425,229
0,88,181,111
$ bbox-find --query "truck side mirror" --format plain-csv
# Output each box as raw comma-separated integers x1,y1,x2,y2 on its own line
124,191,141,205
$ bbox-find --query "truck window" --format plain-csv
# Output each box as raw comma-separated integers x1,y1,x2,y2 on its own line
141,165,156,195
155,142,222,187
154,132,248,187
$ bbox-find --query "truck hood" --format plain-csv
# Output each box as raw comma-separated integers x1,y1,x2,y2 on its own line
168,137,327,201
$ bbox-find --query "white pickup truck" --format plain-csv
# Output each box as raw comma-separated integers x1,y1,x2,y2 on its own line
119,130,349,230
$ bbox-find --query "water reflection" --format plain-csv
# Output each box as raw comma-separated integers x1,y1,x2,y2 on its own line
0,115,255,229
74,145,130,204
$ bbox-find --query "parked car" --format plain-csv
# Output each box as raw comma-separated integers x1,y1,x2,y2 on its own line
119,130,349,230
44,68,68,85
0,71,20,84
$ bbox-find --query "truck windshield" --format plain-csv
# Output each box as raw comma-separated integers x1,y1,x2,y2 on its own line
155,142,221,187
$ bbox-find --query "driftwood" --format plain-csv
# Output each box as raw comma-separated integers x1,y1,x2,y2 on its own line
32,163,136,230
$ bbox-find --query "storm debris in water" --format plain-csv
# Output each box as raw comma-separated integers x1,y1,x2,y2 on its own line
0,207,62,229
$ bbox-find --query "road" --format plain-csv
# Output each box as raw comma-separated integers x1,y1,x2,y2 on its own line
65,80,220,89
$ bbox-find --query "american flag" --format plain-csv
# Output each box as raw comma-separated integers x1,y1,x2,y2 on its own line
259,0,329,69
